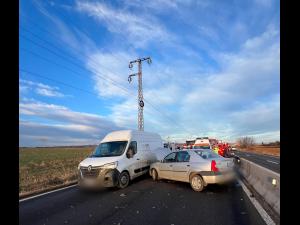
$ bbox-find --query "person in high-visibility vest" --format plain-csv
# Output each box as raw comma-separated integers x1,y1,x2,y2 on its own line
213,145,219,154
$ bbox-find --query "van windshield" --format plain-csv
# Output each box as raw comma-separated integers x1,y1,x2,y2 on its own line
90,141,128,157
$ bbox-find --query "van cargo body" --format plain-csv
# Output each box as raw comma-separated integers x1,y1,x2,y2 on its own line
78,130,163,189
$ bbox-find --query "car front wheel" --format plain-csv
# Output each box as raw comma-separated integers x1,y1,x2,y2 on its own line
190,175,204,192
151,169,159,181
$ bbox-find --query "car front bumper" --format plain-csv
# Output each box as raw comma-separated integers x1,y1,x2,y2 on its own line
78,168,120,189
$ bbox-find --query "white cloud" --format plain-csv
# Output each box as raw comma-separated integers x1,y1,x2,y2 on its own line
20,79,66,98
85,51,136,98
104,26,279,142
75,0,170,47
19,99,117,127
27,1,279,144
19,99,123,146
254,0,273,7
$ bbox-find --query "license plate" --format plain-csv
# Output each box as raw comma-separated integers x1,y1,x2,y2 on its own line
84,179,96,186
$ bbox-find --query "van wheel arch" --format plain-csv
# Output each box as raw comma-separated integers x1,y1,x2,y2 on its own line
121,170,131,179
117,170,130,189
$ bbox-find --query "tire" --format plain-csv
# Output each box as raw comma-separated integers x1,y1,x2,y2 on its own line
118,171,130,189
151,169,158,181
190,174,204,192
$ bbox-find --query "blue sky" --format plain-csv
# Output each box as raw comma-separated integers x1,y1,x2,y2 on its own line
19,0,280,146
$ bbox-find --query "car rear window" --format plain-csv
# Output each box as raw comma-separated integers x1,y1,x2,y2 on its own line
194,150,220,159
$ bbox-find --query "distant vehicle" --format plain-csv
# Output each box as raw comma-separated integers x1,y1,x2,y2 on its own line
149,149,235,192
78,130,167,189
183,139,196,149
193,137,212,149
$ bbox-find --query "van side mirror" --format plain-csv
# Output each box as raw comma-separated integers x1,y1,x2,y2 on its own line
126,148,134,158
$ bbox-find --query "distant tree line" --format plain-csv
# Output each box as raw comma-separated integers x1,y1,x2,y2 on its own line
261,141,280,146
236,136,255,148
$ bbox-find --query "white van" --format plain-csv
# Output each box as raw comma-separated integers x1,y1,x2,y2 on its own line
78,130,165,189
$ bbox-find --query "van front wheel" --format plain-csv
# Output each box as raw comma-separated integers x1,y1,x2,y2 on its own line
118,171,130,188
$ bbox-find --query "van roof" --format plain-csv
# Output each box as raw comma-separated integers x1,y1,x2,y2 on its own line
101,130,162,142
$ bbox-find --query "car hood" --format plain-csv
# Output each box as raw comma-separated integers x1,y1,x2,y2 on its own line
79,156,121,167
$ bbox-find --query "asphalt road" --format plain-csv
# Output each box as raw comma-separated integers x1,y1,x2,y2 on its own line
234,151,280,174
20,175,266,225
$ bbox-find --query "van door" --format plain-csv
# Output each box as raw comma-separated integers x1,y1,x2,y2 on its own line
139,143,151,174
125,141,142,179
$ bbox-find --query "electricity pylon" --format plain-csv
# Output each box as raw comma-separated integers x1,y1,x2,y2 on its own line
128,57,152,131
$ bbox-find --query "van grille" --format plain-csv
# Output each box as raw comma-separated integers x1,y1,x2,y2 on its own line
80,167,101,178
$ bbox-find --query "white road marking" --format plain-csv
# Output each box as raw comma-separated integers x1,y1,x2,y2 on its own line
266,160,279,165
238,179,276,225
19,184,78,202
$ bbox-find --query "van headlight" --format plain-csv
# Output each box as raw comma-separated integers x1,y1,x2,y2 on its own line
100,161,118,169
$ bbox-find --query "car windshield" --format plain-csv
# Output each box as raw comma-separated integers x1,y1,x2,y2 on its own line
194,150,220,159
90,141,128,157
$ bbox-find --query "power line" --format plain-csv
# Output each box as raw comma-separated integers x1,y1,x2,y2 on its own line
20,47,132,96
20,20,137,86
21,17,167,91
21,26,166,112
20,68,98,97
19,27,193,135
19,68,167,122
20,66,192,135
19,31,142,99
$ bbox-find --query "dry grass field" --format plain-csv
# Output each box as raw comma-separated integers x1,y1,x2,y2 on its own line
19,146,95,195
238,145,280,156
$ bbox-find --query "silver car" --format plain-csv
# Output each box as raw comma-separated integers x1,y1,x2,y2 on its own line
149,149,236,191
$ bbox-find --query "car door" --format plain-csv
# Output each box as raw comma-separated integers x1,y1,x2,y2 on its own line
159,152,177,179
172,151,191,182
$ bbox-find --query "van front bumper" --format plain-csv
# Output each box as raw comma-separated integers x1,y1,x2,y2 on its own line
78,168,120,189
201,171,236,184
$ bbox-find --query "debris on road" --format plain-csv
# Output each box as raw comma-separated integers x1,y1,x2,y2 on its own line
120,193,126,197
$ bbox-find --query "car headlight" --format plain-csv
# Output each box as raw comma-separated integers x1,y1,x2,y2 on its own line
100,161,118,169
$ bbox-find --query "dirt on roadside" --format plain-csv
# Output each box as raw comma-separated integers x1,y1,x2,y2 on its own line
238,145,280,157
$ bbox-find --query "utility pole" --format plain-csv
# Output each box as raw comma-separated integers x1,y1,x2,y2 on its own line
128,57,152,131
